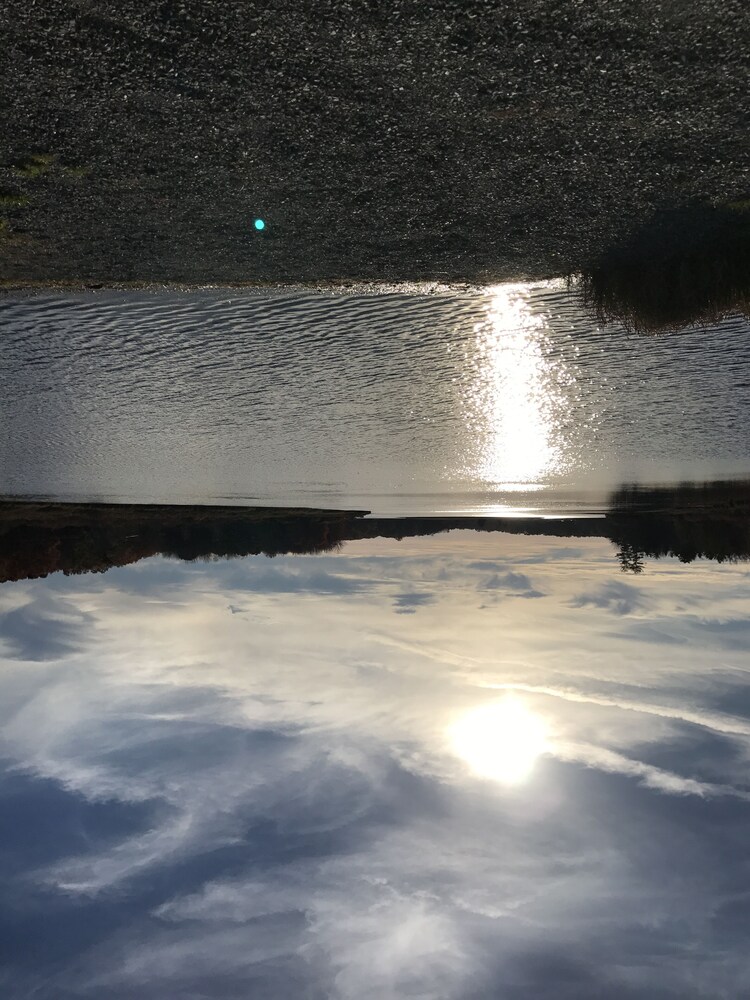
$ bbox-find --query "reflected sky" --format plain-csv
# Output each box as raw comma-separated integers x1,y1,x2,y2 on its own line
1,532,750,998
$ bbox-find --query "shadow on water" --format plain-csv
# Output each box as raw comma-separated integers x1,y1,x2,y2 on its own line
570,203,750,333
0,480,748,582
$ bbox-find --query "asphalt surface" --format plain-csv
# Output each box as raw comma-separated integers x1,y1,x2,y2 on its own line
1,0,749,286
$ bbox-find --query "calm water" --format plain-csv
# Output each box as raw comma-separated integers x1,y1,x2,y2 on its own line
2,284,750,998
1,533,750,998
2,284,750,514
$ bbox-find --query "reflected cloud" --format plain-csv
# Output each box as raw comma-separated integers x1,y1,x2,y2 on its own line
555,742,750,801
2,534,750,997
570,580,645,615
0,596,90,661
392,591,436,614
479,569,544,598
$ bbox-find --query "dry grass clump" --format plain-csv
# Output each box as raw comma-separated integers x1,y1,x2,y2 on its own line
0,190,29,208
573,204,750,333
12,152,56,178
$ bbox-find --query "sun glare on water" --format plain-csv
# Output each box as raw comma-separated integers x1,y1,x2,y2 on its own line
468,283,566,486
450,698,548,786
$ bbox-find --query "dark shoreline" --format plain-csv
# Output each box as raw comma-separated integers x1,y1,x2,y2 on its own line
2,480,749,583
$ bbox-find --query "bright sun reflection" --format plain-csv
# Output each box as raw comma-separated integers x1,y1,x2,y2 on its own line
450,698,548,785
469,283,564,485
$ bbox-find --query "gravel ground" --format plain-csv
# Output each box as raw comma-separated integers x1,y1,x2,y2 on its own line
1,0,749,286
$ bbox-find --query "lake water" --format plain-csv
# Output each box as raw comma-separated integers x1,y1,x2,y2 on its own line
2,283,750,998
2,284,750,514
2,532,750,998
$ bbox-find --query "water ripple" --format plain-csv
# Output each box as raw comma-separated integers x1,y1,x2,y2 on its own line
1,285,749,513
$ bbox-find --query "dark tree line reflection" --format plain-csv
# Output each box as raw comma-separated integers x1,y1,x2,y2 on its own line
572,203,750,333
0,480,748,583
606,481,750,570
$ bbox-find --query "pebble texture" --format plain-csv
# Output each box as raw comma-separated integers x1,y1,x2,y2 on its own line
1,0,749,284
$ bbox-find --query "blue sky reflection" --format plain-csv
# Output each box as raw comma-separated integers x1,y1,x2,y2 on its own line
1,533,750,998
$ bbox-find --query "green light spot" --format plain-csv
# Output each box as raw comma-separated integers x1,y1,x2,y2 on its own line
254,218,266,230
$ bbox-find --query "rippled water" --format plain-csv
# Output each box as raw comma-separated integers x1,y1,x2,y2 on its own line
2,284,749,513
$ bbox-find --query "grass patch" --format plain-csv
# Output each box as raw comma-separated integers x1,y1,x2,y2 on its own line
60,163,90,179
12,153,56,178
0,191,29,208
572,205,750,333
8,154,89,182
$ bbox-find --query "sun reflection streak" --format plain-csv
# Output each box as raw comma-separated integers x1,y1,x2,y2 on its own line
467,284,565,486
449,698,548,786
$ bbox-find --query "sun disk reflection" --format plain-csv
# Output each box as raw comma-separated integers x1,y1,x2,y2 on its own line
450,698,548,785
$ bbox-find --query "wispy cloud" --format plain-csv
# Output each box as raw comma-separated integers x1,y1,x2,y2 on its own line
556,742,750,800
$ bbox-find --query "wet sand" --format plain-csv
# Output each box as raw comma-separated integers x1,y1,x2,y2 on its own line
1,0,748,287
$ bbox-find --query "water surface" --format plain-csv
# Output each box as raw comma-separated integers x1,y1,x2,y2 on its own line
2,284,749,513
1,532,749,997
